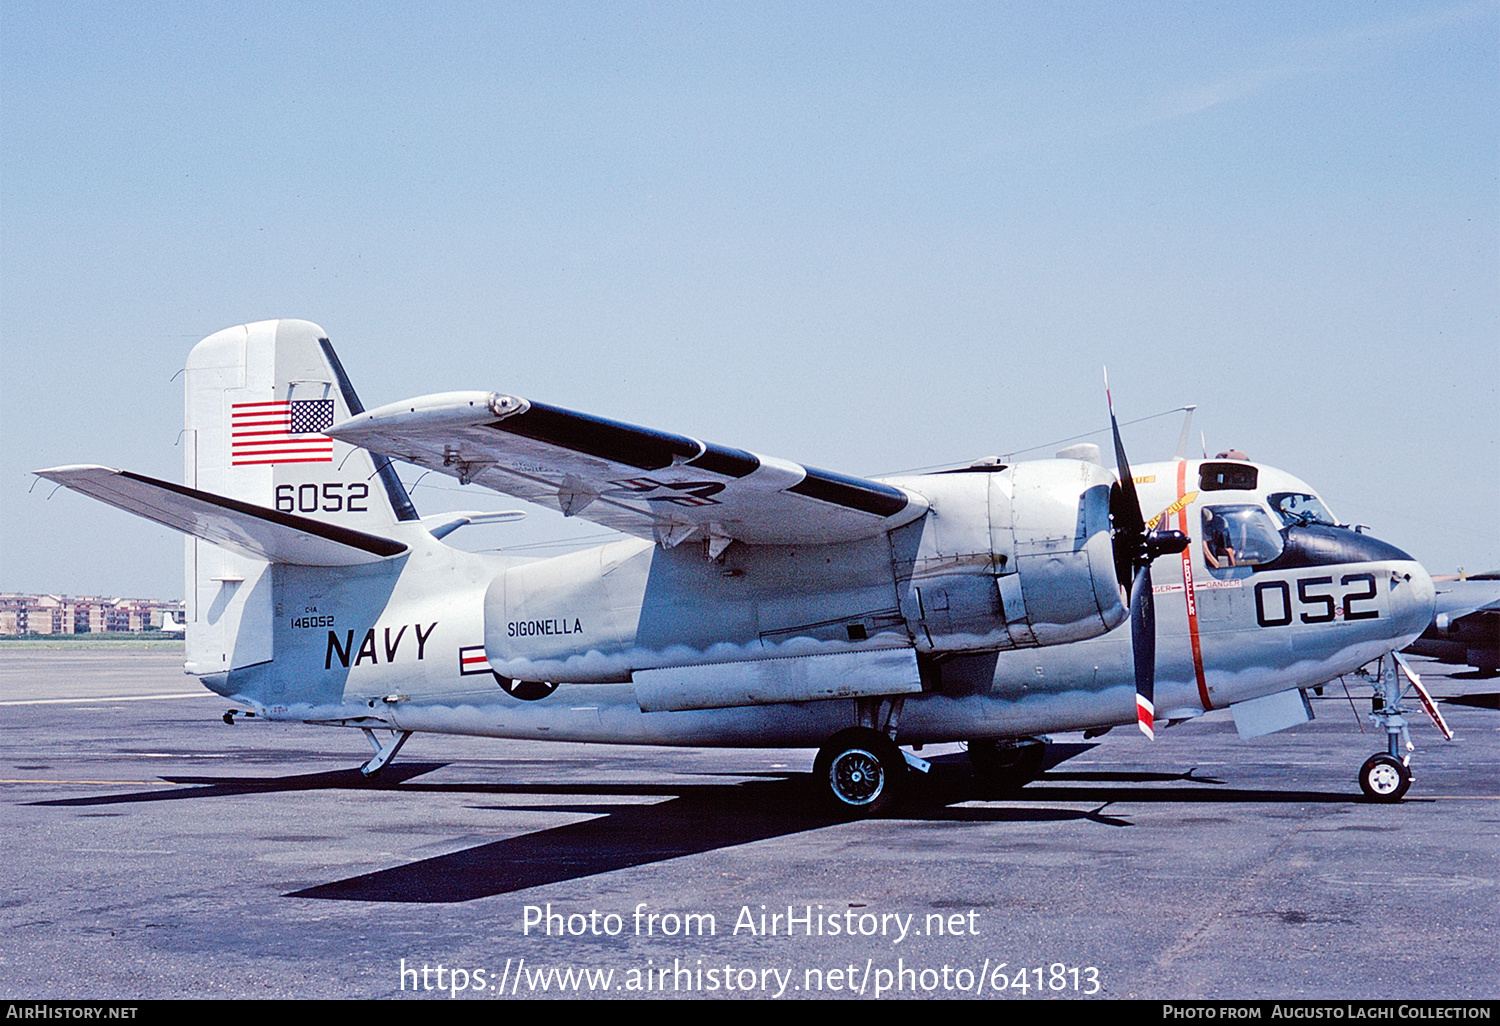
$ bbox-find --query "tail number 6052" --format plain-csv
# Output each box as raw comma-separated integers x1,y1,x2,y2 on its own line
274,482,369,514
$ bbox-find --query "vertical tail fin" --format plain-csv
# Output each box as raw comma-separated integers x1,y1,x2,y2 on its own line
183,319,416,527
181,320,417,676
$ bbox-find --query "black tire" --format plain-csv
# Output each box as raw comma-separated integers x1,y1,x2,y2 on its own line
813,727,907,817
967,738,1046,795
1359,753,1411,802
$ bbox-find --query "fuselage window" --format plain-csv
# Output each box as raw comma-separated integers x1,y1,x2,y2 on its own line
1199,462,1259,492
1202,504,1285,568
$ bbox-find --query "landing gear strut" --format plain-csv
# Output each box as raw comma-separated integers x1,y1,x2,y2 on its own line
1359,656,1413,803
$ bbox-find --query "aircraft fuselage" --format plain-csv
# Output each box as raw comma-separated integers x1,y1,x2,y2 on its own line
214,457,1432,749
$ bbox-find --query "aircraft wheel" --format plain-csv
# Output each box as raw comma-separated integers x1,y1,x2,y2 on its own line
967,738,1046,794
1358,753,1411,802
814,728,906,817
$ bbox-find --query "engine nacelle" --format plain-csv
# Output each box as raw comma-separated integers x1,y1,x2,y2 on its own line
485,459,1126,687
887,460,1126,651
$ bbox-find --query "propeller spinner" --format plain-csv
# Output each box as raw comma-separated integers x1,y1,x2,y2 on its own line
1105,374,1190,739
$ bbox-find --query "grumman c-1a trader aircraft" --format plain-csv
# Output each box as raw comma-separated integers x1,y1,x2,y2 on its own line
38,320,1441,814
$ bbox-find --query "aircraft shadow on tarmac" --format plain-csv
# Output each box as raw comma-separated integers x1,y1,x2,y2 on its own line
1441,691,1500,708
29,743,1387,904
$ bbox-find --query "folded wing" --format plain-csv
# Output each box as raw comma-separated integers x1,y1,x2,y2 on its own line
327,391,927,550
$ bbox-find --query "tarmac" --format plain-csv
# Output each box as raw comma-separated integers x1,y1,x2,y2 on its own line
1,644,1495,1000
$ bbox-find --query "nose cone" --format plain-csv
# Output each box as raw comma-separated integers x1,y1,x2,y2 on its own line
1272,525,1434,645
1264,524,1434,648
1387,557,1436,649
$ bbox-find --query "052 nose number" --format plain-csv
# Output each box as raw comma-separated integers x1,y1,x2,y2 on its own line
1254,573,1378,627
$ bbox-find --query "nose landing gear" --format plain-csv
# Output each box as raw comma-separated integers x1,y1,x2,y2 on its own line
1355,652,1450,802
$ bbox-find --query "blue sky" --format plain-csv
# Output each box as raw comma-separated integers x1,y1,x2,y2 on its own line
3,1,1496,598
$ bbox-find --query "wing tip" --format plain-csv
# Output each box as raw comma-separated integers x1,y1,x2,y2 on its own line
34,464,120,479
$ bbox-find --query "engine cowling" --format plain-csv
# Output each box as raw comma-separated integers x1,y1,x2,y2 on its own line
887,459,1127,652
485,459,1128,687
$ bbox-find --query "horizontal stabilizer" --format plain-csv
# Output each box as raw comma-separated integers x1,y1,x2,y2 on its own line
35,466,407,567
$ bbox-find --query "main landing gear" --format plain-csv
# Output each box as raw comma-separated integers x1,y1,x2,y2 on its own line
813,697,922,817
814,727,907,816
967,738,1047,795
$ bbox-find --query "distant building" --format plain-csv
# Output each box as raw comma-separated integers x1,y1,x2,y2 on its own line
0,593,185,635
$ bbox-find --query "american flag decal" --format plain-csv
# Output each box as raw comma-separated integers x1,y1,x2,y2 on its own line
231,400,335,466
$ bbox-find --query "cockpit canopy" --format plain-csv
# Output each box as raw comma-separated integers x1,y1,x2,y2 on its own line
1267,491,1339,529
1199,480,1412,572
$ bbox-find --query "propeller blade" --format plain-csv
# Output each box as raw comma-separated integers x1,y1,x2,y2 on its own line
1106,371,1146,542
1132,564,1156,739
1105,370,1185,742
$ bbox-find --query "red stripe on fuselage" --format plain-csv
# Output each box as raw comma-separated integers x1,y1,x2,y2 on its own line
1177,459,1211,709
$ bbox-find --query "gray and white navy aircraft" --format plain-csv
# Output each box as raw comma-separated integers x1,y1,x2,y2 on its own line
38,320,1444,814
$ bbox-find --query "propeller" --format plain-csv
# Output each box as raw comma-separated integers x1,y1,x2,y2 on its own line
1106,371,1190,739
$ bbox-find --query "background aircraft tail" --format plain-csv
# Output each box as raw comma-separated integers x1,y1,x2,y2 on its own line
182,319,418,676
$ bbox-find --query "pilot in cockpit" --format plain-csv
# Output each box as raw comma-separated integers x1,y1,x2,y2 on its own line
1203,509,1237,568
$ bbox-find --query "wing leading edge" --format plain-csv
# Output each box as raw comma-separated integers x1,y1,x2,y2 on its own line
327,391,928,549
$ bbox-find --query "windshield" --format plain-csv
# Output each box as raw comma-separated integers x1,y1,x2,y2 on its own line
1202,504,1286,568
1268,492,1338,528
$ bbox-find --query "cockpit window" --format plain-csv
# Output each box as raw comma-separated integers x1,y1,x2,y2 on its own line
1268,492,1337,528
1202,504,1285,568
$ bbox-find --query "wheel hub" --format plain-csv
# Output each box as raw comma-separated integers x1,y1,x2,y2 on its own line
830,749,884,805
1367,763,1402,794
